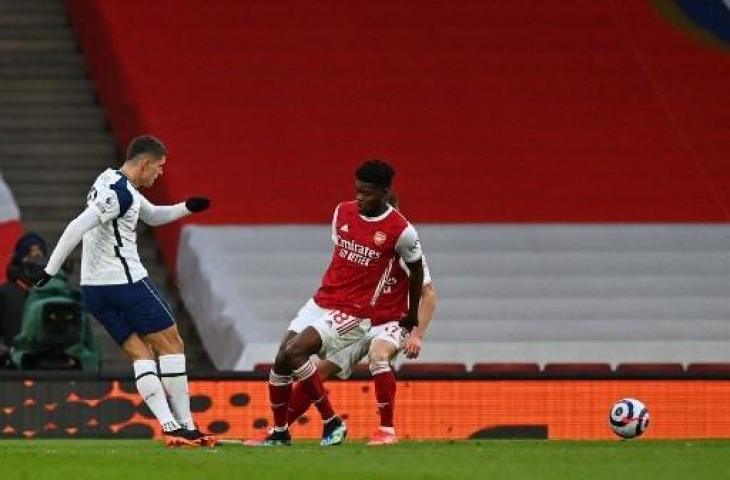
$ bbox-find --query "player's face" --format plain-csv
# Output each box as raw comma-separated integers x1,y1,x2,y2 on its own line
140,155,166,188
355,181,388,216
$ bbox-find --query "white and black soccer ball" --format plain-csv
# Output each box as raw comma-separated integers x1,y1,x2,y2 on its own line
609,398,650,439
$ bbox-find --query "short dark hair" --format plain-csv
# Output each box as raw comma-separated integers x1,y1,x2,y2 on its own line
355,160,395,189
126,134,167,161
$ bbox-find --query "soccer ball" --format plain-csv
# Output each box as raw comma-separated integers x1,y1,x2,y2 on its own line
609,398,650,439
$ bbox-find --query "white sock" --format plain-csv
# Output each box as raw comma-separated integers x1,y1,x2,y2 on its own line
133,359,180,432
159,354,194,430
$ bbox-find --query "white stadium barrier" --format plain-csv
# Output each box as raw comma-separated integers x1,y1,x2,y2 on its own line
178,224,730,370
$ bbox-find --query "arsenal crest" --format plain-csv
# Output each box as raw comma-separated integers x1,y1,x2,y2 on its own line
373,231,387,245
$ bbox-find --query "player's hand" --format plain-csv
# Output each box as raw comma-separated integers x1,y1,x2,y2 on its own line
28,265,52,288
398,312,419,332
404,332,422,359
186,197,210,213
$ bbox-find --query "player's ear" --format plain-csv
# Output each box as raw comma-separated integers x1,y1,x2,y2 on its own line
138,155,151,171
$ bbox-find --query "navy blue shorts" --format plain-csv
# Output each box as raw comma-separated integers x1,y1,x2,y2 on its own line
82,277,175,345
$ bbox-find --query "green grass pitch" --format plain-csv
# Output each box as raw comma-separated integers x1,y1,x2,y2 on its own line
1,440,728,480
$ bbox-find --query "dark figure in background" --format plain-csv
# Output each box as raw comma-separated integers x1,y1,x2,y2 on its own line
0,233,48,366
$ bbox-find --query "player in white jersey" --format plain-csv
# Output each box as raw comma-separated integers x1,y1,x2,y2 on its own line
30,135,213,447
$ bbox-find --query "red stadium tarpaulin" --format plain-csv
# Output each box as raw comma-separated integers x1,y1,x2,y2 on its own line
66,0,730,270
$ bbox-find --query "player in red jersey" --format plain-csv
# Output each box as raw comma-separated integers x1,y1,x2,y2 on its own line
251,160,424,446
281,193,437,446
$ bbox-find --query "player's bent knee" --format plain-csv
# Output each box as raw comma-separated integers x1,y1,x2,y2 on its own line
145,326,185,356
121,334,154,361
368,351,390,365
172,332,185,351
273,346,290,373
164,333,184,354
368,341,396,364
283,339,307,363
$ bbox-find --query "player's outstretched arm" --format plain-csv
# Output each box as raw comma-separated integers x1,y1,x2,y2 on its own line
138,195,210,226
404,283,437,359
30,207,101,287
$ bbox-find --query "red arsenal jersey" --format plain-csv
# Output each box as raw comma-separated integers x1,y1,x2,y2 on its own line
313,201,422,324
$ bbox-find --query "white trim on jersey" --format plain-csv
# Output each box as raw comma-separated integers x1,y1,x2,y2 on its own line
370,257,395,307
358,205,393,222
331,203,342,244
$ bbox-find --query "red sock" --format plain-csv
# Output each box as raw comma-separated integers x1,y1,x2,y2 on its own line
294,361,336,421
287,381,313,425
268,371,292,429
372,366,396,428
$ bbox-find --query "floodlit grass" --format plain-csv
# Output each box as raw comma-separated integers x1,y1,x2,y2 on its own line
0,439,728,480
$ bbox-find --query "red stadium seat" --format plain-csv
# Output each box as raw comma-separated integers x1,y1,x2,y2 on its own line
398,363,467,374
472,363,540,374
253,363,273,373
687,363,730,374
616,363,684,374
544,363,612,374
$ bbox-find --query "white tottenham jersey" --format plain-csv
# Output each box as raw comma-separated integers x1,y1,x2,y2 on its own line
81,169,148,285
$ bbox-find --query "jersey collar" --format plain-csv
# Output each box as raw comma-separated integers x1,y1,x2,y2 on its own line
359,205,393,222
115,169,139,191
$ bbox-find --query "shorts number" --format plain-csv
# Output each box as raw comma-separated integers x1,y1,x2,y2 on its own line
385,324,400,336
331,311,353,326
